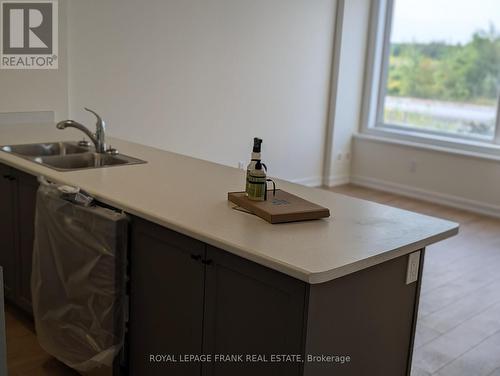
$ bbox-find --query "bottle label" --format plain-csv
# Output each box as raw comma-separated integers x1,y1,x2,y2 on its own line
247,174,266,201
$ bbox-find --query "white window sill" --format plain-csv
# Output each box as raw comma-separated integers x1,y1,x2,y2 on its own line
356,127,500,162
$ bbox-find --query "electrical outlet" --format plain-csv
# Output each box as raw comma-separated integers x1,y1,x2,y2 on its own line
238,161,245,169
406,251,421,284
336,153,342,161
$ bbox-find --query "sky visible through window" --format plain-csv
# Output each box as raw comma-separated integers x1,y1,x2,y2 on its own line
383,0,500,140
392,0,500,44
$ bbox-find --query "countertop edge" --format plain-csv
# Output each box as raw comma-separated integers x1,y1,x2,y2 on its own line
0,148,460,285
306,226,459,284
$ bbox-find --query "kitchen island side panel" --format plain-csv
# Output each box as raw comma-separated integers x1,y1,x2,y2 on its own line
303,250,424,376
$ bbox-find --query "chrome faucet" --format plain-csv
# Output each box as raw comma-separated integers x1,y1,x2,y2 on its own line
56,108,107,153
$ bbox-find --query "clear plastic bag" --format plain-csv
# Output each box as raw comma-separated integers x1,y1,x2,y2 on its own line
31,179,128,372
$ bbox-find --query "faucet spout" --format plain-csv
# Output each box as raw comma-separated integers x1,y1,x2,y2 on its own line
84,107,106,153
56,108,107,153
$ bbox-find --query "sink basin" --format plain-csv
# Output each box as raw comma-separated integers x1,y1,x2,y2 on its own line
1,142,90,157
33,152,146,171
1,141,146,171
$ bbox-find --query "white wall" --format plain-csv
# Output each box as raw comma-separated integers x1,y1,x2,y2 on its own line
0,0,68,120
352,136,500,217
67,0,337,184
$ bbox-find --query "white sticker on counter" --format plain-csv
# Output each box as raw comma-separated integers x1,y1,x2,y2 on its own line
406,251,421,285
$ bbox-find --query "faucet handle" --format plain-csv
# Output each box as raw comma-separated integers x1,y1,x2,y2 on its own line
106,146,119,155
84,107,105,129
78,139,91,147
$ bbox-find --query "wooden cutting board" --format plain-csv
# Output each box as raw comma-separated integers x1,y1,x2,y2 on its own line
228,189,330,224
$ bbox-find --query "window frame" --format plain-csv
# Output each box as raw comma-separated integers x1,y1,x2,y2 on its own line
361,0,500,157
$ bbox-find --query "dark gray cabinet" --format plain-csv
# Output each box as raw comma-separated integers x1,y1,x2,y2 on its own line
0,164,17,300
0,267,7,376
16,170,38,312
129,218,307,376
0,163,38,314
202,246,306,376
128,215,424,376
129,218,206,376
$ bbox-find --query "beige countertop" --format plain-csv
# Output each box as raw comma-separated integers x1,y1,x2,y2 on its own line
0,123,458,284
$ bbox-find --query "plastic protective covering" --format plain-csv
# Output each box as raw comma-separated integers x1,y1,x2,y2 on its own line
32,179,128,373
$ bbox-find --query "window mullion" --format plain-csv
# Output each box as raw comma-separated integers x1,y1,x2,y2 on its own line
375,0,394,126
495,95,500,144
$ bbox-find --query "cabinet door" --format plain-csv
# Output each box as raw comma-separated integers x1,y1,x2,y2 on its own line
202,246,306,376
0,267,7,376
129,218,205,376
0,164,16,300
16,170,38,313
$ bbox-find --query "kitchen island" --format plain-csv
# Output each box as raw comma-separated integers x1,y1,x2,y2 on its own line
0,123,458,376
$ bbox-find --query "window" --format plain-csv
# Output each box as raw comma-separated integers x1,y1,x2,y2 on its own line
366,0,500,147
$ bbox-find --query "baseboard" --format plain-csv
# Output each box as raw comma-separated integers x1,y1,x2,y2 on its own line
291,175,350,188
351,175,500,219
291,176,323,187
325,174,350,187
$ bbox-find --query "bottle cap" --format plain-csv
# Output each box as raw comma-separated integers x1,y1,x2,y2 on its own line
253,138,263,153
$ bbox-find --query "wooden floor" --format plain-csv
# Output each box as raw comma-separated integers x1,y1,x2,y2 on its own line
4,183,500,376
5,305,78,375
330,184,500,376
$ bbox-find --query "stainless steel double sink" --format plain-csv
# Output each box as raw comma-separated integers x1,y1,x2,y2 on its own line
1,141,146,171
